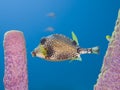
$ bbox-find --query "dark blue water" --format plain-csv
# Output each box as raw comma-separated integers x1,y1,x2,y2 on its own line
0,0,120,90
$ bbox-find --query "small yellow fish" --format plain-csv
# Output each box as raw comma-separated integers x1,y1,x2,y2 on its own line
31,32,99,62
106,35,111,41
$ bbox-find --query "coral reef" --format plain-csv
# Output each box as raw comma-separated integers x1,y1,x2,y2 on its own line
94,10,120,90
3,30,28,90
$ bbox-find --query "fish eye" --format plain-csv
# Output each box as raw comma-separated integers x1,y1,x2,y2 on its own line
40,38,46,45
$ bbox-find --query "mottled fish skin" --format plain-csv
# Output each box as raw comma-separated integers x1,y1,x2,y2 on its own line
40,34,79,61
32,33,99,61
50,34,78,46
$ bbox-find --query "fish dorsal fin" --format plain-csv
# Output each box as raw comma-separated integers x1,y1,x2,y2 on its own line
71,31,79,45
50,34,74,46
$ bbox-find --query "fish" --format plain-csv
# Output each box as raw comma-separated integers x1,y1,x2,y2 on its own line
106,35,111,41
45,27,54,32
31,32,99,62
47,12,56,17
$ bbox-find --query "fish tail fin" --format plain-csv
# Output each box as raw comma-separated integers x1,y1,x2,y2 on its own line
91,46,100,54
77,46,99,55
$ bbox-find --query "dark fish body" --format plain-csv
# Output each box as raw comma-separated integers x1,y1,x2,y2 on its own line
32,33,99,62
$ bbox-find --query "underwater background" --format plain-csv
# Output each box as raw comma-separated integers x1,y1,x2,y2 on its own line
0,0,120,90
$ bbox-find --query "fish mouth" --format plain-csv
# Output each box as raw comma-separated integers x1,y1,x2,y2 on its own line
31,51,36,57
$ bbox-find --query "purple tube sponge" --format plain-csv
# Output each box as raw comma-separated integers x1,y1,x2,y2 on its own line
94,10,120,90
3,30,28,90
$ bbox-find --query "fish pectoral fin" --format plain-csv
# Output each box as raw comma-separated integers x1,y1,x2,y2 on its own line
71,31,79,45
40,45,47,56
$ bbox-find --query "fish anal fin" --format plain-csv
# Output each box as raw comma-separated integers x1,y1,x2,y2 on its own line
69,56,82,63
75,56,82,61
